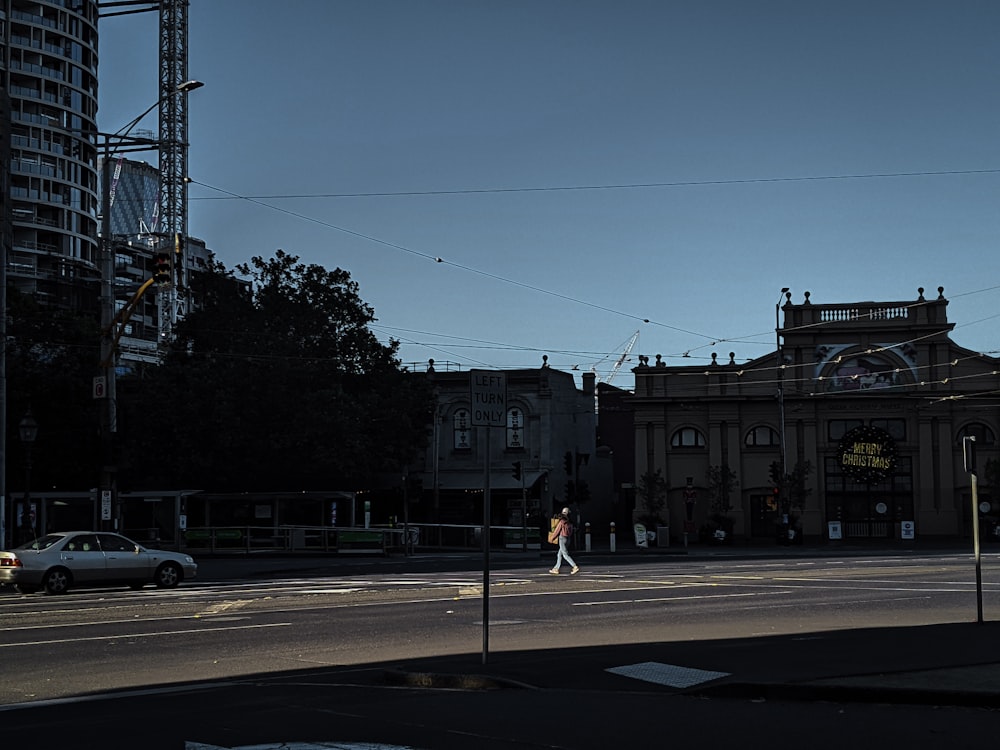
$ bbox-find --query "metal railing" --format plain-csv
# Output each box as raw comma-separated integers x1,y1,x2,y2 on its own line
161,523,544,555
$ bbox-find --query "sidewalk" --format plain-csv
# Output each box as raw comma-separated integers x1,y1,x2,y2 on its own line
383,621,1000,708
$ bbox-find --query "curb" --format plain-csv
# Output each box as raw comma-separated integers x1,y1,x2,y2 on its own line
695,681,1000,709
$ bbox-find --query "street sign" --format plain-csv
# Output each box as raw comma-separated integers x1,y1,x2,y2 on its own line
93,375,107,399
101,490,112,521
469,370,506,427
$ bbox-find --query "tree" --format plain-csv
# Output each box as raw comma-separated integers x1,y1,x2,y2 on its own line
705,464,739,517
118,251,433,492
635,469,668,526
703,464,739,542
5,288,102,492
769,459,814,542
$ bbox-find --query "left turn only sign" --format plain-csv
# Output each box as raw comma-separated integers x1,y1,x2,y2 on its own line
470,370,507,427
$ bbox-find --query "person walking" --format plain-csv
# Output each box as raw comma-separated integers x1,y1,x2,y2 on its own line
549,507,580,575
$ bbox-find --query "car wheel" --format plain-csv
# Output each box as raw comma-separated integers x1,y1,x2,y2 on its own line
43,568,71,595
14,584,38,594
154,562,182,588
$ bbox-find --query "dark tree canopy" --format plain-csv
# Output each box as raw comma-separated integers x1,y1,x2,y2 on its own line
118,251,433,492
5,288,102,492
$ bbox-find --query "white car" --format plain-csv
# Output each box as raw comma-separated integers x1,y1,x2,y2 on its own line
0,531,197,594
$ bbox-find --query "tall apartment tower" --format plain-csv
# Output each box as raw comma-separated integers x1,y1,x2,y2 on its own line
2,0,102,312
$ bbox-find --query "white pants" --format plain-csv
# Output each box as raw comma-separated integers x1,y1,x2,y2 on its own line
554,535,577,569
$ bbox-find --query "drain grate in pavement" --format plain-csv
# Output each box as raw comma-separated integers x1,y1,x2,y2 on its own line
606,661,730,688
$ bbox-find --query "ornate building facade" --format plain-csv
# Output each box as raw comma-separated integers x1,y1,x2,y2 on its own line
629,288,999,543
419,362,615,539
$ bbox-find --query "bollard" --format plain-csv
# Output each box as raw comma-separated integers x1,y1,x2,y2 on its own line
610,521,616,553
585,522,591,552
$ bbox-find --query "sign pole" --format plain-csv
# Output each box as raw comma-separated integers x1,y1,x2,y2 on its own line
972,470,983,624
482,426,491,664
964,436,983,624
470,370,507,666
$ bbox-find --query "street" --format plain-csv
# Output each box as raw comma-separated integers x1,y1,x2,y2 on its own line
1,549,999,748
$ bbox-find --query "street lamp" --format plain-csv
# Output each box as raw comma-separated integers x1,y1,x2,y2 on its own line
107,80,203,144
18,410,38,544
98,80,204,530
776,288,790,538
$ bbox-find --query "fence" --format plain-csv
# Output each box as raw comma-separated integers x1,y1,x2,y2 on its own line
174,523,544,555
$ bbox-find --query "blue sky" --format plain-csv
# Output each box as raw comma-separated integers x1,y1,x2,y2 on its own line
97,1,1000,390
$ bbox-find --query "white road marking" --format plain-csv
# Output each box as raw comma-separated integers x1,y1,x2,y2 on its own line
187,743,420,749
0,622,291,648
572,590,795,606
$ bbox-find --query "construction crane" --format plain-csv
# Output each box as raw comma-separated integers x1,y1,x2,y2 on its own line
157,0,191,346
606,330,639,386
590,330,640,386
99,0,191,346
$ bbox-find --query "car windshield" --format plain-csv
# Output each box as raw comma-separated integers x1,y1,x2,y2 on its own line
14,534,65,551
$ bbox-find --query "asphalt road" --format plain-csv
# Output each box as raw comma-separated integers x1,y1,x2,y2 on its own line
1,548,999,749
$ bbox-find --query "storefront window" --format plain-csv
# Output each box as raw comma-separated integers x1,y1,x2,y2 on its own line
745,425,779,447
671,427,705,448
871,419,906,441
828,419,864,442
958,422,996,446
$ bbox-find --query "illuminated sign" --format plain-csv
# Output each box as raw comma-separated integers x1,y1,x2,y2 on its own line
837,425,897,483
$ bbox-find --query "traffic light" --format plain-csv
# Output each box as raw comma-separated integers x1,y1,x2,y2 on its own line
173,233,184,286
963,436,977,474
153,252,171,284
511,461,522,481
563,451,573,476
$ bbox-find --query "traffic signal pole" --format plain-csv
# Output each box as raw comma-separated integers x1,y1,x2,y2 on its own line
964,436,983,624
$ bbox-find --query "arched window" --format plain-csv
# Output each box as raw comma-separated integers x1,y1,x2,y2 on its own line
453,409,471,450
506,407,525,449
745,425,779,447
671,427,706,448
958,422,996,446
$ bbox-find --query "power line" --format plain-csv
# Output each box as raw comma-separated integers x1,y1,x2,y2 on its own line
188,178,1000,371
190,179,723,342
190,167,1000,201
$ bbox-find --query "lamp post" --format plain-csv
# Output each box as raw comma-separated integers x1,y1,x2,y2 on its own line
18,410,38,544
776,288,790,470
98,80,204,531
776,288,790,538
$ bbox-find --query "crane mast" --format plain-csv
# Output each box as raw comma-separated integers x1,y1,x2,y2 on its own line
157,0,190,346
97,0,192,348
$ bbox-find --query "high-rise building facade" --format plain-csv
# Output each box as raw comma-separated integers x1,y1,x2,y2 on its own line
2,0,101,312
100,156,216,369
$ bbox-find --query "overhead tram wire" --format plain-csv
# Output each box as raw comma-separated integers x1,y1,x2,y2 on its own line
189,179,724,343
190,167,1000,201
188,179,1000,365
